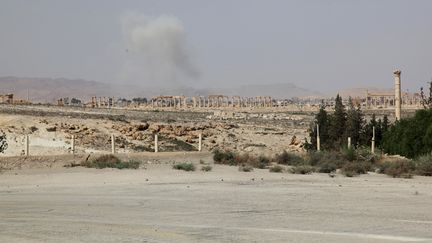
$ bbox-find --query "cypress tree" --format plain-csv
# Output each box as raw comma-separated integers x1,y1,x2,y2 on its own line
328,94,346,149
344,97,363,147
308,100,329,150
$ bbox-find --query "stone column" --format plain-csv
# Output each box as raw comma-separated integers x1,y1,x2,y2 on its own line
316,124,320,151
394,69,402,120
155,134,159,153
198,133,202,152
371,126,375,154
25,135,29,156
71,135,75,154
111,134,116,154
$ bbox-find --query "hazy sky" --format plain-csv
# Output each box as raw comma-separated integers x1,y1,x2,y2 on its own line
1,0,431,93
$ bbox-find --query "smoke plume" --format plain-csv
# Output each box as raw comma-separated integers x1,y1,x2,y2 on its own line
120,13,199,86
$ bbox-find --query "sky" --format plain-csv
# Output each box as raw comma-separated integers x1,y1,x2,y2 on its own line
0,0,431,93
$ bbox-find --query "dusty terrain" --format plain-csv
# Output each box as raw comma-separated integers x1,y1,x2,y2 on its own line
1,104,431,242
1,161,432,243
0,104,309,156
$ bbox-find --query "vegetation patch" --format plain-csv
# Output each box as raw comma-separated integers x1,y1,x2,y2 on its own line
274,150,304,166
238,164,254,172
82,154,140,169
414,153,432,176
378,159,415,178
173,162,196,171
290,165,315,174
201,165,212,172
213,149,236,165
269,165,284,173
341,162,370,177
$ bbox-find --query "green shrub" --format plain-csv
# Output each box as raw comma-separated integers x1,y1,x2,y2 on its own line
378,159,415,178
356,147,380,163
173,162,196,171
415,153,432,176
275,150,305,166
255,155,270,169
317,162,337,173
269,165,284,173
290,165,315,174
213,149,236,165
382,109,432,158
201,165,212,172
82,154,140,169
343,148,357,162
238,164,254,172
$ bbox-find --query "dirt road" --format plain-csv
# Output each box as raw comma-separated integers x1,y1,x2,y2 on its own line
1,165,432,242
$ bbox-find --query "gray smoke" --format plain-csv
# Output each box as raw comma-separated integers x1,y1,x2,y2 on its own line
120,13,199,86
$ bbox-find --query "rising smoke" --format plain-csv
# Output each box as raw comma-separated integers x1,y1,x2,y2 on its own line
120,13,199,86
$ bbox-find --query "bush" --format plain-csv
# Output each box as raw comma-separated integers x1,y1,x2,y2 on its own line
82,155,140,169
251,155,270,169
213,149,236,165
306,151,346,168
378,159,415,178
290,165,315,174
269,165,284,173
415,153,432,176
275,150,305,166
317,162,337,173
343,148,357,162
201,165,212,172
356,147,379,163
173,162,196,171
341,162,370,177
234,153,256,166
238,164,254,172
382,109,432,158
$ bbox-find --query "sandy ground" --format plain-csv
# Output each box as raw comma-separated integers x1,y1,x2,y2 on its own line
1,162,432,242
0,105,308,156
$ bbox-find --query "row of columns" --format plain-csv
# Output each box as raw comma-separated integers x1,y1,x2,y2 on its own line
91,97,114,108
151,95,274,108
151,96,187,108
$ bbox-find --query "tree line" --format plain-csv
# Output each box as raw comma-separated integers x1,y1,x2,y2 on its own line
306,94,389,151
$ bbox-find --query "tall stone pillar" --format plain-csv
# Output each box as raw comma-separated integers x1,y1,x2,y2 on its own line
394,69,402,120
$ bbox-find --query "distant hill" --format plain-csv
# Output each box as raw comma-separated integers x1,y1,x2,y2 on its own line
0,76,322,103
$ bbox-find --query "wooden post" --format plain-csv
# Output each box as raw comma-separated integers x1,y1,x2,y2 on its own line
316,124,320,151
154,134,158,153
71,135,75,154
348,137,351,149
371,126,375,154
111,134,116,154
25,135,29,156
198,133,202,152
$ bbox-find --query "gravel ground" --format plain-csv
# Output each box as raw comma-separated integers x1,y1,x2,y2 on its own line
1,164,432,243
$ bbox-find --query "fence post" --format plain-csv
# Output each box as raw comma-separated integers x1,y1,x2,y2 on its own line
348,137,351,149
25,135,29,156
371,126,375,154
71,135,75,154
316,124,320,151
198,133,202,152
154,134,158,153
111,134,116,154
